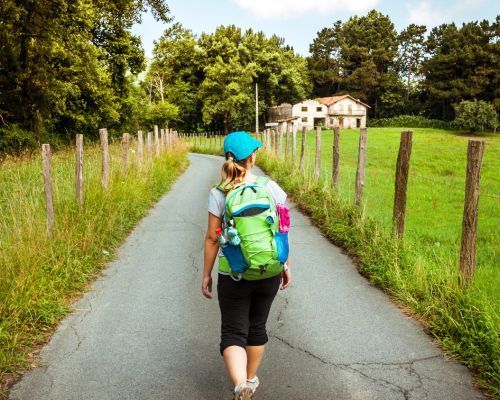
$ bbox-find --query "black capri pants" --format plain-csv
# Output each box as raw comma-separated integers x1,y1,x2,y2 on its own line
217,273,281,355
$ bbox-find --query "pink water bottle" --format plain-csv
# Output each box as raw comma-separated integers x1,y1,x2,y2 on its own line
276,204,290,233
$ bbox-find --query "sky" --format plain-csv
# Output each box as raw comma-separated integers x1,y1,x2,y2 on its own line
132,0,499,58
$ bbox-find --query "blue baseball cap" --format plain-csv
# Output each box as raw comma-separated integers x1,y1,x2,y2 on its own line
223,131,262,162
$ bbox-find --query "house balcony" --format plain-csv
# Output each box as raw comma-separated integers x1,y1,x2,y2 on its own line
329,110,366,116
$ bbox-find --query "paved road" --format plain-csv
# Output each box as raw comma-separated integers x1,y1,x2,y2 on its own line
10,153,485,400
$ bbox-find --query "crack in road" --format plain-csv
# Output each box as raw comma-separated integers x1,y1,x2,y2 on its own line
270,333,440,399
269,290,441,399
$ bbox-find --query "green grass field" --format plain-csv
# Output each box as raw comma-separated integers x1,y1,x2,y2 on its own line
187,127,499,394
0,140,189,397
300,128,498,308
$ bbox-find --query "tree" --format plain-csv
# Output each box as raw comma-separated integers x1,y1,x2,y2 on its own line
145,101,179,127
199,55,257,133
397,24,427,100
145,23,203,132
0,0,171,142
422,18,499,120
308,10,400,117
308,22,343,97
147,24,311,132
454,100,497,132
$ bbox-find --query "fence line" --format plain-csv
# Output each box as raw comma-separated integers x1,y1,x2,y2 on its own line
40,126,182,240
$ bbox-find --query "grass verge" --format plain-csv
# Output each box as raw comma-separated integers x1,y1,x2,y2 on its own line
0,141,189,398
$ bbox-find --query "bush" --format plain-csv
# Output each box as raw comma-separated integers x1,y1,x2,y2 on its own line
454,100,498,133
145,101,179,128
0,125,67,159
0,125,39,156
367,115,453,129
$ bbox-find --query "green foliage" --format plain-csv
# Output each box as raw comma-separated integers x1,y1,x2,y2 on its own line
421,19,499,120
308,10,400,117
309,12,499,121
0,125,39,156
0,0,171,145
145,101,179,127
368,115,453,129
454,100,498,132
147,23,312,133
397,24,427,100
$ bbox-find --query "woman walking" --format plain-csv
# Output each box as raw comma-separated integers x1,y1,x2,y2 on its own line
202,131,291,399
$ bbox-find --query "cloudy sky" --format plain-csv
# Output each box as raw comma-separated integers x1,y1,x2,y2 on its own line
132,0,498,57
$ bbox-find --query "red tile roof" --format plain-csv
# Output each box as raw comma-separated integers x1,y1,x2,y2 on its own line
317,95,370,108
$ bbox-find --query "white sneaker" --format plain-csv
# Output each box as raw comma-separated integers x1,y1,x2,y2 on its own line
233,383,253,400
246,376,260,394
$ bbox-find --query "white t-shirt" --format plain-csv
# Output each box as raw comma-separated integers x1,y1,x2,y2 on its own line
206,178,287,218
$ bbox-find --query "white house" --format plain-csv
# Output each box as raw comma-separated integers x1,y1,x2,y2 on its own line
267,95,370,131
291,99,328,130
317,95,370,129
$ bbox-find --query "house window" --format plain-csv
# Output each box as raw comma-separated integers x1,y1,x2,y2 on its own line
302,117,308,122
316,107,322,112
301,106,308,112
330,118,334,124
348,104,353,113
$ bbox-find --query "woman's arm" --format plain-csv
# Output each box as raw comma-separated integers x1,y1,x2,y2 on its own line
202,212,222,299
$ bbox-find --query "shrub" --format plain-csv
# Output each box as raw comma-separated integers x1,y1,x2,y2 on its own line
367,115,453,129
0,125,39,156
454,100,498,133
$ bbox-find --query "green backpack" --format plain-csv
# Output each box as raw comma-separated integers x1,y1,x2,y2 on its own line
216,176,289,281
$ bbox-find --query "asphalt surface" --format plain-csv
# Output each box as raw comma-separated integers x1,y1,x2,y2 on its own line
10,153,486,400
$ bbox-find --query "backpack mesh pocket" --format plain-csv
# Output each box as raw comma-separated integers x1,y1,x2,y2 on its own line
220,244,248,274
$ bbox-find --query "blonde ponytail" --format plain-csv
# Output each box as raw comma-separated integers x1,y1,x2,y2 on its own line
220,155,248,192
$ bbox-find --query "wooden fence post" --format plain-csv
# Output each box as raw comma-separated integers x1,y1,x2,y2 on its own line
42,144,55,236
355,128,368,207
332,127,340,191
314,126,321,180
278,124,283,159
459,139,485,284
121,132,129,173
273,126,279,157
99,128,109,189
75,134,84,206
154,125,160,157
160,128,165,153
393,130,413,238
300,127,306,175
292,124,297,166
147,131,153,161
285,122,290,162
137,130,144,168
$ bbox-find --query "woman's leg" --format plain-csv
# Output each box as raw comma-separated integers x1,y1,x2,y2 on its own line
217,275,252,386
223,345,248,385
246,275,281,378
246,345,265,379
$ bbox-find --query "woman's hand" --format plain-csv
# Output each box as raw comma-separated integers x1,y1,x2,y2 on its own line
202,275,213,299
280,266,291,290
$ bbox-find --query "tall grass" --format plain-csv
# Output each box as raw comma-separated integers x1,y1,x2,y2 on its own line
187,128,499,395
0,140,189,397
